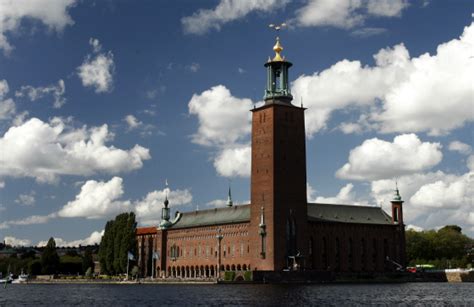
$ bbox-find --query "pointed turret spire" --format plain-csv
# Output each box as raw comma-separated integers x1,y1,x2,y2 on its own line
391,181,404,225
272,36,284,62
227,183,233,207
393,181,403,202
160,179,172,229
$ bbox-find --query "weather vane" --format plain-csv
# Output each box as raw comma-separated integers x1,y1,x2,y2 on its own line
268,22,287,32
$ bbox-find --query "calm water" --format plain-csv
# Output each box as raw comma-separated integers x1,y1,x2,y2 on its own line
0,283,473,306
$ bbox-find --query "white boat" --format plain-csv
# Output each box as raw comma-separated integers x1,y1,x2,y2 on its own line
12,273,29,284
0,274,13,284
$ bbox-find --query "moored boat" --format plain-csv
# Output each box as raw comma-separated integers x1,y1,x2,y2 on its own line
12,272,29,284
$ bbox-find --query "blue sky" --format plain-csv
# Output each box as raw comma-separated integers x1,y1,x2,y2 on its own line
0,0,473,247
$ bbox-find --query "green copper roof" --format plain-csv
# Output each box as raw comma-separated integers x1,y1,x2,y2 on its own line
307,203,392,225
167,202,393,229
169,205,250,229
392,188,403,202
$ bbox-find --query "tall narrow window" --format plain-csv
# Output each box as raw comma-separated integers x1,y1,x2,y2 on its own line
372,239,377,270
361,239,366,271
322,237,327,270
348,238,353,271
274,69,281,90
335,238,341,272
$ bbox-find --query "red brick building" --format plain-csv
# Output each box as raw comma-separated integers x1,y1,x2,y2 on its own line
136,37,406,279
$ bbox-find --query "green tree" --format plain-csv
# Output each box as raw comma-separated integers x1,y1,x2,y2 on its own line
435,226,471,259
130,265,139,280
28,260,42,275
406,225,473,268
98,212,137,275
41,238,60,274
82,247,94,274
85,267,93,278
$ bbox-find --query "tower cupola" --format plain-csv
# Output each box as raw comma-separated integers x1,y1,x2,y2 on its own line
391,184,404,225
264,36,293,103
159,182,172,229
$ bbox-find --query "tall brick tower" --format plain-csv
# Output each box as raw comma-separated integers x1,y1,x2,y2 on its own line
250,35,308,271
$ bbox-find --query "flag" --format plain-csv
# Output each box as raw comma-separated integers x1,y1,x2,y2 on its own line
153,251,160,260
127,251,135,261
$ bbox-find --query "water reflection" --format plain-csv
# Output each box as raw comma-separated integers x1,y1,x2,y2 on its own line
1,283,473,306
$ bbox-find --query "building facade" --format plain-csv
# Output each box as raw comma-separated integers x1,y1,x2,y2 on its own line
136,37,406,278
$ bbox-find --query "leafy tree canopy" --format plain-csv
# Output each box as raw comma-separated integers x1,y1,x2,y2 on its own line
98,212,137,275
406,225,473,268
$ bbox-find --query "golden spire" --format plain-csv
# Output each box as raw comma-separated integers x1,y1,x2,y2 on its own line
272,37,284,61
268,22,287,62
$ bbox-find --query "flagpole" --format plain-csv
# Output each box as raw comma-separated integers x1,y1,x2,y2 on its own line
126,256,130,280
152,252,155,280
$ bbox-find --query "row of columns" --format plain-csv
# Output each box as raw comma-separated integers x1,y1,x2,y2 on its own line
166,264,250,278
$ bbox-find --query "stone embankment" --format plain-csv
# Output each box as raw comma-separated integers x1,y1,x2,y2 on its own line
445,269,474,282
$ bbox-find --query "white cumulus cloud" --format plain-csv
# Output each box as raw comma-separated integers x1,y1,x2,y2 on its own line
59,177,192,222
308,183,370,206
0,0,77,54
77,38,115,93
188,85,262,178
448,141,472,155
58,177,131,219
15,191,36,206
182,0,289,35
292,23,474,136
3,236,32,247
213,145,251,177
0,213,57,229
295,0,408,29
0,117,151,182
188,85,253,146
1,178,193,228
15,79,66,108
366,0,408,17
134,187,193,225
0,79,15,120
37,230,104,247
124,114,142,130
371,170,473,235
337,134,442,181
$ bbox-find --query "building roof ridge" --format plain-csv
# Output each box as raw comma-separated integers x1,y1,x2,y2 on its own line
179,203,250,216
309,202,382,209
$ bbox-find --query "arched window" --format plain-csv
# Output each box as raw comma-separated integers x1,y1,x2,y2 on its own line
322,237,328,270
372,238,377,270
335,238,341,272
361,238,366,271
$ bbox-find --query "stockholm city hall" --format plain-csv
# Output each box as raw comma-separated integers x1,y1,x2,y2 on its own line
136,34,406,280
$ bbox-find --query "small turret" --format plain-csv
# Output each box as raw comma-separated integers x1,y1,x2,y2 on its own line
391,183,404,225
226,184,233,207
160,195,172,229
160,181,172,229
